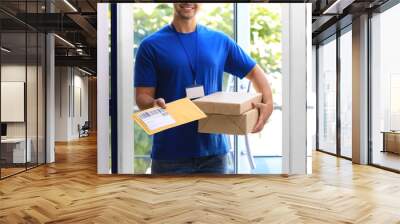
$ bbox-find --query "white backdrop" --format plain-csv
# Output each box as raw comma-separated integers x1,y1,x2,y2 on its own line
1,82,25,122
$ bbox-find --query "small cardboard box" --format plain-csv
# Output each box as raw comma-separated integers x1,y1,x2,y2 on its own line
193,92,262,115
198,109,259,135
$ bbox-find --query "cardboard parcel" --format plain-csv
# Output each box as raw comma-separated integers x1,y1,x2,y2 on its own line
194,92,262,135
193,91,262,115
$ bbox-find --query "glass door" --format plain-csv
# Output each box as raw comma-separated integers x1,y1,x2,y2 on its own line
1,30,28,178
370,4,400,171
236,3,283,174
0,1,47,179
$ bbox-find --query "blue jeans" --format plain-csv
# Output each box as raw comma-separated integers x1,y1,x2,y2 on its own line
151,154,228,174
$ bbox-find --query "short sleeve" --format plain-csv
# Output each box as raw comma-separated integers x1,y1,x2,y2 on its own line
224,37,256,79
134,41,157,87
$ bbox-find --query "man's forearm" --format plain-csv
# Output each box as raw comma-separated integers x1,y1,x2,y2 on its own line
254,81,273,119
136,94,156,110
247,65,274,118
253,78,273,104
135,87,167,110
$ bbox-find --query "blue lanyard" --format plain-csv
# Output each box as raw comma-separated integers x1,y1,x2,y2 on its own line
171,24,199,85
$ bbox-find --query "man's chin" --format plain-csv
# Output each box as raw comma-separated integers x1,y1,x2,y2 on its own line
178,13,195,20
182,16,194,20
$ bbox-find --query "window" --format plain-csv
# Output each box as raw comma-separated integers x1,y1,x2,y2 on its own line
0,1,47,179
1,31,28,178
370,4,400,171
317,37,337,155
339,28,352,158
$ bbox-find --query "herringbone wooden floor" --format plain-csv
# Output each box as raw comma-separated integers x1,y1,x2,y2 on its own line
1,135,400,224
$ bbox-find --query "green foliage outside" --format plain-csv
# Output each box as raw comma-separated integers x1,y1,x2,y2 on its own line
133,123,151,173
249,5,281,75
133,4,281,173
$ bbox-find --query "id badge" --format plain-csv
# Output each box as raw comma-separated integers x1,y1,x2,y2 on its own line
186,85,205,100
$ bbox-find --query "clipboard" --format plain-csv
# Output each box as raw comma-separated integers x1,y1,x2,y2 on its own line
132,98,207,135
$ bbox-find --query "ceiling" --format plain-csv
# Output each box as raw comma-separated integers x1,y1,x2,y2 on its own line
0,0,97,74
1,0,397,74
310,0,391,44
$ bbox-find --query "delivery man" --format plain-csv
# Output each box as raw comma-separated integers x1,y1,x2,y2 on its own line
134,3,273,174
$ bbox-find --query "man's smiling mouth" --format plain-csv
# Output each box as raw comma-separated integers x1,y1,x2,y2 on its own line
180,4,195,10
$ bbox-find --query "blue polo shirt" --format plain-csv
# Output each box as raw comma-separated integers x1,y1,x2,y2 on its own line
134,24,256,160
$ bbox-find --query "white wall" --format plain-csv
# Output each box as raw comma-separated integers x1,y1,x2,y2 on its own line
54,66,89,141
55,66,69,141
1,64,26,81
72,73,89,138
